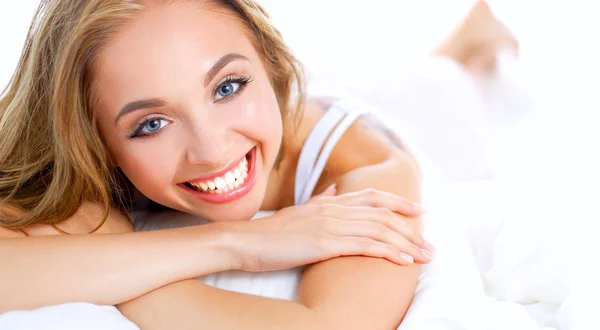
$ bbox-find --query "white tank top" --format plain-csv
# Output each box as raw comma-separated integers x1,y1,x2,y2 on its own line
134,98,367,301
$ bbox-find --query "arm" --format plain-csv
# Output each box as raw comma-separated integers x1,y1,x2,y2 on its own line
298,113,424,329
120,113,425,330
2,187,424,317
0,204,236,312
300,153,422,329
120,154,421,330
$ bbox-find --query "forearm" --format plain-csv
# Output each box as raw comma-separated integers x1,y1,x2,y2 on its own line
300,153,423,329
301,257,419,329
119,279,328,330
120,159,422,330
120,265,415,330
0,224,234,312
119,246,417,330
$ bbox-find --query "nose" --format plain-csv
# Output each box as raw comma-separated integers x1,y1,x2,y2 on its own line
185,119,232,166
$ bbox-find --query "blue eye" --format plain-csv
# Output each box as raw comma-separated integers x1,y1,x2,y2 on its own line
215,82,240,100
144,118,163,132
128,117,170,139
213,75,252,101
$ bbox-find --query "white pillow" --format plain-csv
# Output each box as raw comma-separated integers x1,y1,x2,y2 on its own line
0,303,139,330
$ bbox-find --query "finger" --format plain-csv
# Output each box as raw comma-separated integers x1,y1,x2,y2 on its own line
330,237,415,266
327,219,432,264
315,188,425,217
322,205,429,251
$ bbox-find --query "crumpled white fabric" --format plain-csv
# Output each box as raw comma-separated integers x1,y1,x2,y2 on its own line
421,179,600,330
0,303,138,330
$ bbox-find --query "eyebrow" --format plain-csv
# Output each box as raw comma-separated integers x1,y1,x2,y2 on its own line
114,53,250,125
114,99,167,125
203,53,249,87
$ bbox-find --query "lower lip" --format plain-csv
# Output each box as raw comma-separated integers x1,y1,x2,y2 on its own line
180,148,258,204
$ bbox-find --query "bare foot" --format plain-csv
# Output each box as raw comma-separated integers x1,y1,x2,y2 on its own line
434,1,518,73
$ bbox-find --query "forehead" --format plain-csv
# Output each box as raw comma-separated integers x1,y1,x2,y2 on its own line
93,2,259,107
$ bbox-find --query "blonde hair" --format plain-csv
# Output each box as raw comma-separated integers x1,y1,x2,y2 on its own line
0,0,305,230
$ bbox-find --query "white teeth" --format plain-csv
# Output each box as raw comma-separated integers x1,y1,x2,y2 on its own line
188,154,250,194
225,172,235,184
214,177,227,190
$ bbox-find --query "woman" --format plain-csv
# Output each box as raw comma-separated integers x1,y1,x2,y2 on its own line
0,0,514,329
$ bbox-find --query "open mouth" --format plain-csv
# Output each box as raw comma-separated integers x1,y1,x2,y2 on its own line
180,147,257,204
184,155,249,193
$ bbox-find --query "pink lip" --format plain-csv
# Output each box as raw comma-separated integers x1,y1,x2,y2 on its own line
179,147,257,204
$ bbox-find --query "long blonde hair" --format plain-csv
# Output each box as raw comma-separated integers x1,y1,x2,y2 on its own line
0,0,305,230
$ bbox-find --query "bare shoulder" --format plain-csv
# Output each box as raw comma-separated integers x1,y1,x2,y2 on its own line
75,202,134,235
317,103,420,194
281,98,420,198
0,225,26,238
1,202,133,237
0,204,26,237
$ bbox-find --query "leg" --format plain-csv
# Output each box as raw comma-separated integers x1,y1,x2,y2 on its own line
433,1,519,87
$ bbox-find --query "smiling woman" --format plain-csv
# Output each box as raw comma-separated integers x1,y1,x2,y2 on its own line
0,0,440,329
91,1,294,223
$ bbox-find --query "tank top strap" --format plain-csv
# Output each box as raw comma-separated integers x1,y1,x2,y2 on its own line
294,99,367,205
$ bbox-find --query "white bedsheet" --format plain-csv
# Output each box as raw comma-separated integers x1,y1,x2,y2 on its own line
4,178,596,330
422,179,600,330
2,179,597,330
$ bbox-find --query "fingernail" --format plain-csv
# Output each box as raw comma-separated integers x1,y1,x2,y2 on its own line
412,202,426,213
420,249,435,261
326,184,337,191
399,253,414,264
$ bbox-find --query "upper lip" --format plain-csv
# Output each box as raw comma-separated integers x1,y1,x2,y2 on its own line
184,154,247,184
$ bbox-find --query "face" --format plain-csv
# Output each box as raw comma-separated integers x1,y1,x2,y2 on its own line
94,2,283,222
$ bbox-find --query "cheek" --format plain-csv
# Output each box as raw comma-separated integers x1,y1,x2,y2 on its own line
232,81,283,159
112,137,183,195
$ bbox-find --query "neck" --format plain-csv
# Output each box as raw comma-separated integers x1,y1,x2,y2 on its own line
260,150,298,210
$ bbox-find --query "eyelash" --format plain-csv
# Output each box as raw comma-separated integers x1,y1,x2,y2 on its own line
126,74,253,139
213,74,252,103
127,115,170,139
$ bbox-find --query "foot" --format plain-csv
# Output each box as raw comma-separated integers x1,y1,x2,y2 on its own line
434,1,518,72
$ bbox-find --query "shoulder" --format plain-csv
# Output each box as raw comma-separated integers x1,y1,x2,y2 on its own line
0,226,26,238
1,202,133,237
0,205,27,237
319,102,420,194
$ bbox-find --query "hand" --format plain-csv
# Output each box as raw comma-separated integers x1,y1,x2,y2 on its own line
228,186,435,272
